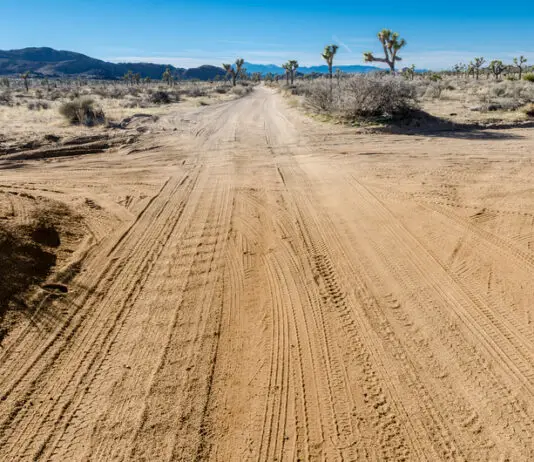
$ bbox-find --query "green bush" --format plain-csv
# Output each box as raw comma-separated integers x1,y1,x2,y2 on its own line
59,98,105,126
523,73,534,82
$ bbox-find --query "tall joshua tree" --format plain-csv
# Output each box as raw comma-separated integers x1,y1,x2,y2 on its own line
514,56,528,80
283,60,299,85
162,67,173,86
321,45,339,80
363,29,406,73
222,58,245,87
489,60,505,80
20,71,30,92
472,57,485,80
282,62,290,85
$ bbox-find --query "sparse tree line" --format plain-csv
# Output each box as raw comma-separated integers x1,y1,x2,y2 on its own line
448,56,531,81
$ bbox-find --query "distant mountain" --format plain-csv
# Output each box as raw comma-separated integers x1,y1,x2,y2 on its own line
0,47,227,81
0,47,383,81
243,62,381,75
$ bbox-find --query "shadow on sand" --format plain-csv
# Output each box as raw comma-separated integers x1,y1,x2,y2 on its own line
374,110,533,140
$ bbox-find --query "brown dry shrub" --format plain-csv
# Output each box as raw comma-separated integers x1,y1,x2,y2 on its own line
59,98,105,126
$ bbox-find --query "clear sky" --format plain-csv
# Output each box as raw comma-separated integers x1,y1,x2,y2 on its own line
1,0,533,70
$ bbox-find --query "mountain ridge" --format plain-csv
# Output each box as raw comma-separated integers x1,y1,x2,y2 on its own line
0,47,383,80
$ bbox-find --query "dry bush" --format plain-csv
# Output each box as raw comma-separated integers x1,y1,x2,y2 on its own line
214,86,229,94
59,98,105,126
0,91,12,106
423,83,443,99
27,101,50,111
121,98,149,109
302,81,332,111
523,103,534,117
48,90,63,101
231,86,253,96
184,86,206,97
303,75,417,119
149,90,172,104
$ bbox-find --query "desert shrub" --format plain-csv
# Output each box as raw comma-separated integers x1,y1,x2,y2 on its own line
27,101,50,110
0,91,12,106
302,81,333,111
286,85,301,95
523,73,534,82
523,103,534,117
121,98,141,108
68,90,80,100
340,76,416,117
231,86,253,97
59,98,105,126
214,86,229,94
48,90,63,101
150,91,172,104
185,86,206,97
126,87,141,97
304,75,417,118
423,83,443,99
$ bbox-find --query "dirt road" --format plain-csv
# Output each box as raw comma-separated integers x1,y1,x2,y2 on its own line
2,86,534,461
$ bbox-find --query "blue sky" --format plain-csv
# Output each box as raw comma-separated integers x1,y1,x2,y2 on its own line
1,1,533,70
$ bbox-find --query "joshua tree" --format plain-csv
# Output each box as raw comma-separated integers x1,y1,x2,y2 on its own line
282,62,290,84
288,60,299,84
144,76,152,84
403,64,416,80
489,60,505,80
265,72,274,83
452,63,467,79
514,56,528,80
472,57,485,80
363,29,406,73
1,77,9,88
467,62,475,79
222,58,245,86
321,45,339,80
282,60,299,85
123,70,134,86
238,66,248,82
162,67,173,86
20,71,30,92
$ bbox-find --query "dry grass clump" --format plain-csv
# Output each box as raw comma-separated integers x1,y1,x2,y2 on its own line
27,100,50,111
149,90,173,104
302,75,417,119
523,103,534,117
0,91,12,106
231,85,254,97
183,86,207,97
59,98,105,126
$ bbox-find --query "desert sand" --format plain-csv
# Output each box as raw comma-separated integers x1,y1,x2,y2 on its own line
1,86,534,460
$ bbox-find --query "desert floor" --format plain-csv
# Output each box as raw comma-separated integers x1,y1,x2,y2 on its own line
1,86,534,461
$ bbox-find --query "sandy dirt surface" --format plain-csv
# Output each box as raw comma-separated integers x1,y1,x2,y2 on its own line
1,86,534,461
